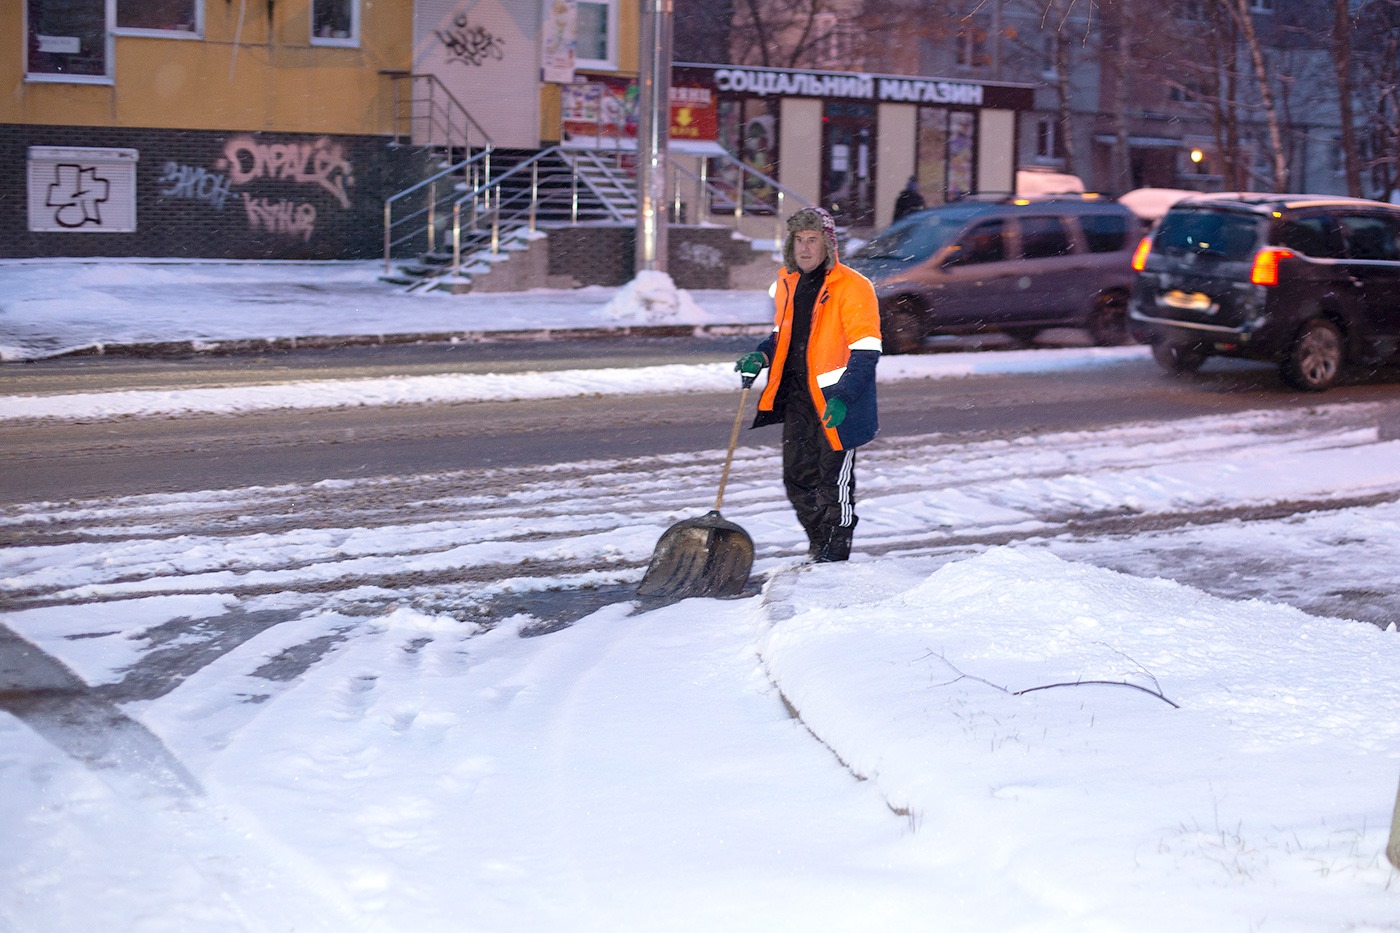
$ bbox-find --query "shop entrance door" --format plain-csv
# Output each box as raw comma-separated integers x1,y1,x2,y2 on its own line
821,102,876,227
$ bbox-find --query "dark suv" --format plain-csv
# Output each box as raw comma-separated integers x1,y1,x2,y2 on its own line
845,195,1143,353
1129,193,1400,391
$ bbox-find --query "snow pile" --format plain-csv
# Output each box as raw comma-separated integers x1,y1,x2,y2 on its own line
757,548,1400,930
599,269,711,324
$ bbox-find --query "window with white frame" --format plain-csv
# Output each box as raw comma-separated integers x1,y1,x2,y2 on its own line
116,0,199,35
311,0,358,45
26,0,110,81
576,0,616,69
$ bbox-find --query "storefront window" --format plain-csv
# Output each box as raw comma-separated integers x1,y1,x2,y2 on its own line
948,111,976,199
27,0,109,80
311,0,358,44
917,108,949,205
116,0,198,34
718,98,779,213
918,108,977,202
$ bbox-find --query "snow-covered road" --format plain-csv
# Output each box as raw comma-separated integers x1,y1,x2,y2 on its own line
4,353,1400,931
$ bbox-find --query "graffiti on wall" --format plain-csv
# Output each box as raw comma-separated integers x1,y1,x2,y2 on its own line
437,14,505,67
154,134,358,243
157,162,234,210
45,164,111,228
28,147,138,234
676,241,724,270
216,135,355,210
242,196,318,241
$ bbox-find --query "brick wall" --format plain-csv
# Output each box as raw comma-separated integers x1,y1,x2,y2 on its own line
546,224,776,290
0,124,430,259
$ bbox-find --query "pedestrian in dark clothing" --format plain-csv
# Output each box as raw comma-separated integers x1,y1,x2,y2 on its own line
893,176,926,221
734,207,882,562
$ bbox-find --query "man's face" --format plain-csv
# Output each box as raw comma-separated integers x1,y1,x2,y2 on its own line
793,229,826,273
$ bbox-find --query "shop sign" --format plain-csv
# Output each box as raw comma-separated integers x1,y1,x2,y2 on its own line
678,64,1034,110
561,76,717,143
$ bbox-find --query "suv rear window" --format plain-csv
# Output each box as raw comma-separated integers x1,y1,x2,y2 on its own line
1080,212,1130,253
1154,208,1261,261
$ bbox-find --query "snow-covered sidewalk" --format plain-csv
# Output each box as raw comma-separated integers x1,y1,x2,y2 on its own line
0,259,774,361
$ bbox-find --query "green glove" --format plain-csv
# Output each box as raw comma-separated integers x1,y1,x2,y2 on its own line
822,397,847,428
735,351,766,376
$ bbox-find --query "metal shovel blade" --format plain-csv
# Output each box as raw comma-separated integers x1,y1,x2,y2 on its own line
637,510,755,599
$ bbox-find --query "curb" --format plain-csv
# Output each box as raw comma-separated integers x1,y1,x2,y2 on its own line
38,323,774,360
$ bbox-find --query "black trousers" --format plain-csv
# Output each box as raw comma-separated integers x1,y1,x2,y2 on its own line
781,393,857,561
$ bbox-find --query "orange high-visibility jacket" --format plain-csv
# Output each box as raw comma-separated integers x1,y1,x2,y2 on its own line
753,261,882,450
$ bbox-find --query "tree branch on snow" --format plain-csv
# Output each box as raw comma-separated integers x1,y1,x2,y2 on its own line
920,651,1180,709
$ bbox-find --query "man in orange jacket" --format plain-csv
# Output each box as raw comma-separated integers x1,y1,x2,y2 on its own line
735,206,882,562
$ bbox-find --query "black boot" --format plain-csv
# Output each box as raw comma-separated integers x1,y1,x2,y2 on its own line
813,521,855,563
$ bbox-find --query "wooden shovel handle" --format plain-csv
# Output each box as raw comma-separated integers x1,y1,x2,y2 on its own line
714,376,754,511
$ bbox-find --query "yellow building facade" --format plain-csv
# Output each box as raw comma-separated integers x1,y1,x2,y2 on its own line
3,0,640,259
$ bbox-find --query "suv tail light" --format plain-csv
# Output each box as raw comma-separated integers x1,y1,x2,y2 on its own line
1250,247,1294,286
1130,236,1152,271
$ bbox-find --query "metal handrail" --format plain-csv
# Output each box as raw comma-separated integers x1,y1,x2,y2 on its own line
385,72,493,156
383,142,820,279
669,154,814,245
383,148,493,274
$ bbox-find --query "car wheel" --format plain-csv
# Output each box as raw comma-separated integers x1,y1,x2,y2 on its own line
1281,318,1344,391
1004,327,1039,347
1087,292,1130,346
1151,341,1206,375
882,300,926,355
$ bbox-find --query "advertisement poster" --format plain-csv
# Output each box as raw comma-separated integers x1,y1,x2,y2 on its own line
561,76,716,145
541,0,576,84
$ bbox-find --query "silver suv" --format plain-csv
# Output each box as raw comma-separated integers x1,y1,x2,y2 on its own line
1129,193,1400,391
845,195,1144,353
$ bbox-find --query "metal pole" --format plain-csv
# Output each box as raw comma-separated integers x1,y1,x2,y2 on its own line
673,163,682,224
635,0,673,273
383,201,392,275
427,181,436,253
775,190,784,250
491,185,500,255
452,201,461,276
530,161,539,233
698,159,708,225
734,164,743,222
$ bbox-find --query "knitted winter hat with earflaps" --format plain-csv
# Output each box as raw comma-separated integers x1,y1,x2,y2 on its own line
782,207,839,274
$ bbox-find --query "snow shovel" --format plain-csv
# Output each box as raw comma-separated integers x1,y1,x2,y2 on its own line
637,374,756,599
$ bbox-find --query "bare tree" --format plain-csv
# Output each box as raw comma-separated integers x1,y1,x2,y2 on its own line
730,0,845,68
1222,0,1289,190
1351,0,1400,200
1111,0,1133,191
1330,0,1363,196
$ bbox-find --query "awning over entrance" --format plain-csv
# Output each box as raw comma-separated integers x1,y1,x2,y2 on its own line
559,137,728,156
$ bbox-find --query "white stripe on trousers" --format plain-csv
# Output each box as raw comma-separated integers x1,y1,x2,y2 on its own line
835,448,855,527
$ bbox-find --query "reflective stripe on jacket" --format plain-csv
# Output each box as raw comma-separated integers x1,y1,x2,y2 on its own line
753,261,882,451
